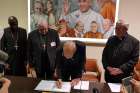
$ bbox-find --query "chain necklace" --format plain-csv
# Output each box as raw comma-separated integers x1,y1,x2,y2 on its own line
11,29,19,51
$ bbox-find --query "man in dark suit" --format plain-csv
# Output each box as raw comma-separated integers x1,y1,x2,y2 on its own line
28,19,60,79
1,16,27,76
102,21,139,83
56,41,86,88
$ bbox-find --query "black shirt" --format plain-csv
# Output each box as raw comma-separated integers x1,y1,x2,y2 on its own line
56,49,84,81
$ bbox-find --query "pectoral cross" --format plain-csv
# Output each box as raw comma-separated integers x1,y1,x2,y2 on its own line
42,43,46,51
14,41,19,51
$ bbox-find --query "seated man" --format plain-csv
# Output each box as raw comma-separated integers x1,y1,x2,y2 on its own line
55,41,85,88
0,78,11,93
121,67,140,93
84,21,102,38
74,21,85,38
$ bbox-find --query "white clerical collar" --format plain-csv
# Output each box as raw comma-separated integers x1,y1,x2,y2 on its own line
79,9,92,15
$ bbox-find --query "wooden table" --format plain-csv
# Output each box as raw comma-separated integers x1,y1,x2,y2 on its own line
6,76,117,93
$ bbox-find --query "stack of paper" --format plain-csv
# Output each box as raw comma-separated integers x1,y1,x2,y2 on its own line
35,80,71,93
74,81,89,90
108,83,121,92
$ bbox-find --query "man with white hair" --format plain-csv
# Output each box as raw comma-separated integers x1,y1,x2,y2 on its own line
103,19,114,39
55,41,85,88
31,0,48,31
60,0,104,33
28,19,60,79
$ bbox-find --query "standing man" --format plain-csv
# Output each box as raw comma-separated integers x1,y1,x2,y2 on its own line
102,21,139,83
28,19,60,79
1,16,27,76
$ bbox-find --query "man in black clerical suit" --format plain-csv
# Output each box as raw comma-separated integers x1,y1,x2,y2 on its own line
28,20,60,79
102,21,139,83
56,41,86,88
1,16,27,76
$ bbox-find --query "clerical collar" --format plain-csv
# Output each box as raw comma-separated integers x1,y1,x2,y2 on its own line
79,9,92,15
117,33,128,41
39,30,48,36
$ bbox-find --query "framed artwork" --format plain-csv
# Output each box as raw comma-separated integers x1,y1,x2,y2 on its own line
30,0,119,44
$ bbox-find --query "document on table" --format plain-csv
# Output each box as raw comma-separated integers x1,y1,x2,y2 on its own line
108,83,121,92
74,81,89,90
34,80,71,92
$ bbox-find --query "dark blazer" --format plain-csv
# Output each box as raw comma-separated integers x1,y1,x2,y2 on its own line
56,41,86,81
102,33,139,83
1,27,27,75
28,29,60,73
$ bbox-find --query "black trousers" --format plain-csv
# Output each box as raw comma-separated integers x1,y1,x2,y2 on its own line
37,69,54,80
37,51,54,80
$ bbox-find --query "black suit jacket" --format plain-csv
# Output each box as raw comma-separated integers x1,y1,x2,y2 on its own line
1,27,27,75
56,41,86,81
28,29,60,73
1,27,27,65
102,33,139,83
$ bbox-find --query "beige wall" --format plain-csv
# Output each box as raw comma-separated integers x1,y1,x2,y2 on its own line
118,0,140,40
0,0,28,30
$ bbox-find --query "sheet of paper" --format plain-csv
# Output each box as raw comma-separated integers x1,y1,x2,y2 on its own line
35,80,71,93
108,83,121,92
74,81,89,90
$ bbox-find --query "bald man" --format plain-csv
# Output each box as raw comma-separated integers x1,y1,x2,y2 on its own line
28,19,60,79
74,21,85,38
56,41,85,88
1,16,27,76
103,19,114,39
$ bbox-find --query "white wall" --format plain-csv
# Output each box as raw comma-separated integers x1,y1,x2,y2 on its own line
0,0,28,30
118,0,140,40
